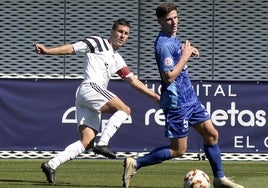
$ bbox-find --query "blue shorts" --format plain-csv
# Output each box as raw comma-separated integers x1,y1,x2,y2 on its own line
163,101,210,139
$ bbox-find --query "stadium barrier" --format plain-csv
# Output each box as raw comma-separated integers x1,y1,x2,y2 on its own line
0,79,267,160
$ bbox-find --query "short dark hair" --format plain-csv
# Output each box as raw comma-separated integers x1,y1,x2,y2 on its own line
112,18,130,30
156,3,177,19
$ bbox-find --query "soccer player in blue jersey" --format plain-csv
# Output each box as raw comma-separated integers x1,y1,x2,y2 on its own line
122,3,244,188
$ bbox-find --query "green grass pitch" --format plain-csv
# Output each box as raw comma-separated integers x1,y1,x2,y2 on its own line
0,159,267,187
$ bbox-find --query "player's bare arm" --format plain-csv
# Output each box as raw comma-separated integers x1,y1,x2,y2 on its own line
162,40,199,83
35,43,74,55
124,75,160,103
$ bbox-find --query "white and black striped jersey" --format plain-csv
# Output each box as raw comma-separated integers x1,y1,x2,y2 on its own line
72,36,133,89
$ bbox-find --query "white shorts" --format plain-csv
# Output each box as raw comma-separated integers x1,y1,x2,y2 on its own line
75,82,115,131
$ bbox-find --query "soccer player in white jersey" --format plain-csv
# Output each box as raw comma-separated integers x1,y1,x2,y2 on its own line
35,18,160,183
122,4,244,188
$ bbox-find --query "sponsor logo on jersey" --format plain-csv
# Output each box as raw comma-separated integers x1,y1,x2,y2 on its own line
164,57,173,66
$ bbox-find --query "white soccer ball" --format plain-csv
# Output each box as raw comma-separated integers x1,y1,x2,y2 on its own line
184,169,210,188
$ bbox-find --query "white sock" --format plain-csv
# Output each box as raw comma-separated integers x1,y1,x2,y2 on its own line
48,140,85,170
98,110,128,146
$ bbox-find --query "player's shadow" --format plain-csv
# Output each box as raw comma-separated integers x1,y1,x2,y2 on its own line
0,178,123,187
0,178,45,184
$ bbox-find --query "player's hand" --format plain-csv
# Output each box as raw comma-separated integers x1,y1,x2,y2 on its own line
181,40,194,62
35,43,48,54
181,40,199,61
191,47,199,58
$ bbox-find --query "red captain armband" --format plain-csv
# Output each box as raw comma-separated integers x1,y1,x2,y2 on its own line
117,66,133,79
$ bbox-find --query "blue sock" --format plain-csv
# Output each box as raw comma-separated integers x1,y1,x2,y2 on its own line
204,143,225,178
136,146,172,169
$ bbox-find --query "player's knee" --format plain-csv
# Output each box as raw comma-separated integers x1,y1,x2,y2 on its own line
83,139,95,150
171,147,187,157
173,150,186,157
122,106,131,115
204,129,219,145
210,129,219,142
213,130,219,140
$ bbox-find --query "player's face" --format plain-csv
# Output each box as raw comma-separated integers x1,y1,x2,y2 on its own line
158,10,178,36
110,25,130,49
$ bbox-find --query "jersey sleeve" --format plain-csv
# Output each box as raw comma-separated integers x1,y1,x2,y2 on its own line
155,41,175,73
113,52,133,79
72,41,90,55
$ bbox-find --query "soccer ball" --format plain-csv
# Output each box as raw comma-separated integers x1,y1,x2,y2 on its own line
184,169,210,188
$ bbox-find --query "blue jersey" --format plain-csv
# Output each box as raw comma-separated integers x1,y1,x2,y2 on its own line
154,32,197,109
